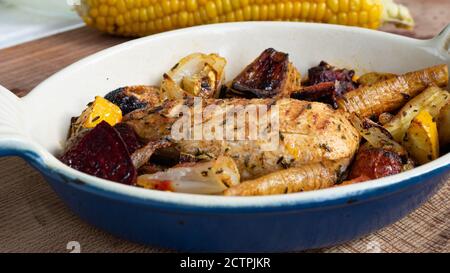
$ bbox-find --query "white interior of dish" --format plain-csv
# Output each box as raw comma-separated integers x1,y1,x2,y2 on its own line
16,23,450,207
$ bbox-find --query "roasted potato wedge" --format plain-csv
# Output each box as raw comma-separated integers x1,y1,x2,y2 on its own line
384,86,450,142
357,72,397,86
338,64,448,118
438,102,450,148
403,110,439,165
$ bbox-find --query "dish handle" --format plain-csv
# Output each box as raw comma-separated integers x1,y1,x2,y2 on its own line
0,85,41,159
433,23,450,57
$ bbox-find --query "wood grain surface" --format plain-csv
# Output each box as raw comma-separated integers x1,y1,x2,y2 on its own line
0,0,449,253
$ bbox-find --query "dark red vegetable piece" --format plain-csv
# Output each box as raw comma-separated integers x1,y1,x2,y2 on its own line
61,121,137,185
292,62,359,108
231,48,290,98
114,122,143,154
348,148,403,180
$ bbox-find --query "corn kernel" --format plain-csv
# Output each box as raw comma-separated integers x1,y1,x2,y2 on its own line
77,0,407,37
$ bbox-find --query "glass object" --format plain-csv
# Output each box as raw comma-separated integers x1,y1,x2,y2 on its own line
1,0,76,18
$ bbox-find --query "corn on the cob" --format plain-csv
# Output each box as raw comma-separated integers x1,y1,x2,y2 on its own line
76,0,414,37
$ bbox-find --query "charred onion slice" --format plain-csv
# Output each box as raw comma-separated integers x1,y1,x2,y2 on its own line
349,114,406,156
161,53,226,99
137,156,240,194
229,48,301,99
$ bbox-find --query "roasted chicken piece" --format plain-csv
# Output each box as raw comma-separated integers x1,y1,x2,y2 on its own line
224,48,301,99
124,98,360,195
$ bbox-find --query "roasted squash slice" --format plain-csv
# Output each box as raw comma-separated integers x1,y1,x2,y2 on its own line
403,110,439,165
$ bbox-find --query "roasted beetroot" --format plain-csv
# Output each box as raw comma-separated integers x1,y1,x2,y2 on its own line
294,62,358,108
61,121,137,185
114,122,143,154
348,148,403,180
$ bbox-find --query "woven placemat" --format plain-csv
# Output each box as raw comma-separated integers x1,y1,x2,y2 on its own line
0,0,449,253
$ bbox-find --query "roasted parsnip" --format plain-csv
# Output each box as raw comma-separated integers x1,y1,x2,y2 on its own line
356,72,397,87
223,162,341,196
338,64,448,118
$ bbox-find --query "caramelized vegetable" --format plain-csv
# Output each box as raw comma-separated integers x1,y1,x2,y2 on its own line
338,64,448,118
384,86,450,143
348,148,403,180
438,102,450,148
291,60,358,109
356,72,396,86
378,112,395,125
348,114,406,156
105,85,163,115
137,156,240,194
131,140,172,169
223,162,341,196
227,48,301,98
403,110,439,165
78,96,122,129
61,121,137,185
161,53,226,99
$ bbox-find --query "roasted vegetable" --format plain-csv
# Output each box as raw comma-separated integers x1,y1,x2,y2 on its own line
356,72,396,86
76,96,123,130
403,110,439,165
292,61,357,108
337,64,449,118
76,0,414,37
438,102,450,148
137,156,240,194
105,85,162,115
224,162,340,196
226,48,301,98
348,147,403,180
384,86,450,143
348,114,406,156
161,53,226,99
61,121,137,185
114,122,143,154
378,112,394,125
131,140,172,169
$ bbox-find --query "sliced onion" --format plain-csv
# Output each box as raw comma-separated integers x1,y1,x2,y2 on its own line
161,53,226,99
137,156,240,194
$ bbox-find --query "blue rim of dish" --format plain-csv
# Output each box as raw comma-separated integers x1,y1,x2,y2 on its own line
4,22,450,213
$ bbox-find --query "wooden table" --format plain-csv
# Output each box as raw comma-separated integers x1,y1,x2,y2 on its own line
0,0,449,253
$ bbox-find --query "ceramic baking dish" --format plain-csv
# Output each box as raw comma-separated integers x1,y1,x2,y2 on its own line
0,22,449,252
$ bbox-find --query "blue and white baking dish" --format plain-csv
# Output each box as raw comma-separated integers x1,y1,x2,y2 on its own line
0,22,449,252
